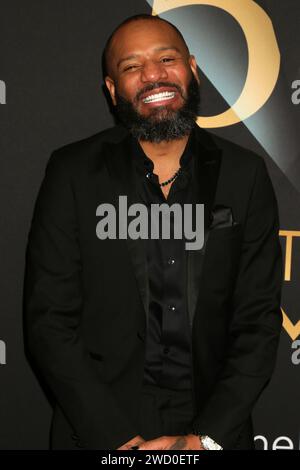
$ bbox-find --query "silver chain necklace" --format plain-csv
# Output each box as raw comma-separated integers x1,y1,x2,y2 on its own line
146,168,182,187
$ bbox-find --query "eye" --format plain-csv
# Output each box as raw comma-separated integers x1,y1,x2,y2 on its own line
161,57,175,63
123,65,139,72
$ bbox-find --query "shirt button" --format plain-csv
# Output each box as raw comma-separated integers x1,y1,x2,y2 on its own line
163,347,170,354
168,305,176,312
167,258,176,265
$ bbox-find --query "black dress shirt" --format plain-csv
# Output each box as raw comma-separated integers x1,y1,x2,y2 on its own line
130,127,197,391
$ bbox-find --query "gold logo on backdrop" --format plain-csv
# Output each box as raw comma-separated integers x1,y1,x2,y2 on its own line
280,230,300,282
281,308,300,341
280,230,300,340
152,0,280,128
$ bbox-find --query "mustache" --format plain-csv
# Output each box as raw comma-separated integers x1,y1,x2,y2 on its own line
135,82,184,101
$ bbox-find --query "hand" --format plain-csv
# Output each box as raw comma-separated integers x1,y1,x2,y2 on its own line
116,434,146,450
135,434,205,450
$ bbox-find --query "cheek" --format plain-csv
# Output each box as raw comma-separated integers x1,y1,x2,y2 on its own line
169,67,192,89
117,77,141,100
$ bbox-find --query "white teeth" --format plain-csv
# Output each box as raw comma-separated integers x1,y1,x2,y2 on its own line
142,91,176,103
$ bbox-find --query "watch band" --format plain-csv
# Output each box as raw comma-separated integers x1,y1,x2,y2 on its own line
192,430,223,450
199,435,223,450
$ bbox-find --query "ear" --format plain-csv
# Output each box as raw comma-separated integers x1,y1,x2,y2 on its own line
189,55,200,85
105,76,117,106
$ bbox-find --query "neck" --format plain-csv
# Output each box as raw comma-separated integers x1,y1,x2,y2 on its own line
138,133,190,167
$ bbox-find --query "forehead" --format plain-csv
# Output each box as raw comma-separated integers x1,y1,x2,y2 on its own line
109,19,187,63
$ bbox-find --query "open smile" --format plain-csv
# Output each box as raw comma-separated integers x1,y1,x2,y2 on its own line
142,91,176,104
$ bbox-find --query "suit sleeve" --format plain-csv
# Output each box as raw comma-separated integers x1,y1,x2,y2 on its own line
23,151,139,449
191,157,283,449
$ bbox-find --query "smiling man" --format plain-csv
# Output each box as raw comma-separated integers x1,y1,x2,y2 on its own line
24,14,283,451
104,14,202,201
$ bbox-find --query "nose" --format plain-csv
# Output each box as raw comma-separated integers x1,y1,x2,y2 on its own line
140,60,168,83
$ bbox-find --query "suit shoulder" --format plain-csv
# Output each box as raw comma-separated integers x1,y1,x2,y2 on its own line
197,128,270,199
46,125,128,172
209,131,264,172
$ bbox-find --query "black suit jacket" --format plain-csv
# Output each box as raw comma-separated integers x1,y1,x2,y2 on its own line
23,124,283,450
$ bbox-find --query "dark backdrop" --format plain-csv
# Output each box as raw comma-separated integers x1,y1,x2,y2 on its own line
0,0,299,450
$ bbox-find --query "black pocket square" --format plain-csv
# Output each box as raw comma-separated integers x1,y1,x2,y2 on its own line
209,205,235,229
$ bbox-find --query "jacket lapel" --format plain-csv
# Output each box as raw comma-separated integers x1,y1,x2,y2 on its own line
102,132,150,326
186,126,222,329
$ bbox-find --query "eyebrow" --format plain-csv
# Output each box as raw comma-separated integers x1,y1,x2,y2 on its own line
117,46,181,68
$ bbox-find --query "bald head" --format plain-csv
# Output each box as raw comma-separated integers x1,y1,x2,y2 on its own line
103,14,190,78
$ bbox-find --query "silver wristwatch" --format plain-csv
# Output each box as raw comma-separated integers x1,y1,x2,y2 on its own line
199,435,223,450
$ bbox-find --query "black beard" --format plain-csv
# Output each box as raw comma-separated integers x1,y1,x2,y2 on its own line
114,74,201,143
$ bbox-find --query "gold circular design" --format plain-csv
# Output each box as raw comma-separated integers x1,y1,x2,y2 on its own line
152,0,280,128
